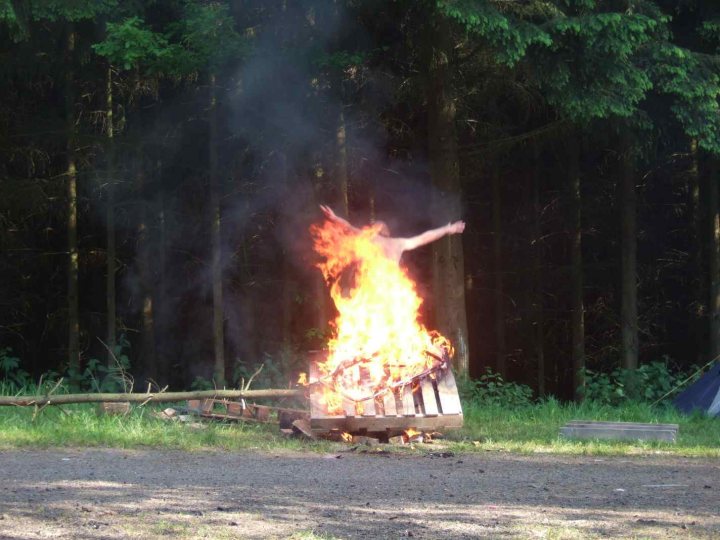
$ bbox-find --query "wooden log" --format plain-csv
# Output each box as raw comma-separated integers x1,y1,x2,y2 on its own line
0,388,303,407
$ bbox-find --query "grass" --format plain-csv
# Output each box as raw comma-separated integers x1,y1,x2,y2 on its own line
453,398,720,457
0,395,718,457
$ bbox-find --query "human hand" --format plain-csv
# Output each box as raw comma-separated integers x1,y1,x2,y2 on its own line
448,221,465,234
320,205,338,222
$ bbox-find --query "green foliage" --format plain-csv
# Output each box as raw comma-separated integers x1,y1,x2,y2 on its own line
458,369,534,408
167,1,245,73
0,347,30,390
539,12,660,122
437,0,552,66
582,360,694,406
314,50,367,71
234,348,305,390
190,376,215,391
646,43,720,153
699,19,720,47
28,0,117,22
93,17,179,73
66,335,132,393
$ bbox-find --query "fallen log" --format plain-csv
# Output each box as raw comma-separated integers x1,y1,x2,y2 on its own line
0,388,303,407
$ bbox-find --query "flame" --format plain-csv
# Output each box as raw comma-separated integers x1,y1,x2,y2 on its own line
297,372,308,386
310,219,452,413
341,432,353,442
404,428,421,439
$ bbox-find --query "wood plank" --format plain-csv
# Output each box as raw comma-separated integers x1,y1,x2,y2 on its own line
420,378,439,416
435,369,462,416
361,396,376,417
382,390,398,417
342,398,357,417
401,385,415,416
310,414,463,432
565,420,678,430
309,361,335,419
560,425,676,443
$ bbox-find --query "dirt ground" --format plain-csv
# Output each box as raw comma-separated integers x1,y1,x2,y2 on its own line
0,447,718,539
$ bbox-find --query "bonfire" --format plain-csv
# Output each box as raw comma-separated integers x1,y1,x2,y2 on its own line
308,218,453,414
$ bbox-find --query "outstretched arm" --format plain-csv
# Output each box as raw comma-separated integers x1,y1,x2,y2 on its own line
401,221,465,251
319,205,358,232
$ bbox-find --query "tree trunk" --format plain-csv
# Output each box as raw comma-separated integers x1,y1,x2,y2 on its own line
620,139,638,370
689,139,707,363
427,16,470,377
136,156,156,378
280,153,295,347
313,159,330,336
156,160,169,384
105,64,117,365
209,73,225,385
707,157,720,360
65,27,80,373
491,164,506,377
569,137,585,401
336,107,350,218
531,141,546,396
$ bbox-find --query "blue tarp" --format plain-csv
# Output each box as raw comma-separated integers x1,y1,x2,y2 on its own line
673,362,720,416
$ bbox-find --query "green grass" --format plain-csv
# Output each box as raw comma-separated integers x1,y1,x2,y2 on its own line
453,398,720,457
0,403,335,452
0,397,718,457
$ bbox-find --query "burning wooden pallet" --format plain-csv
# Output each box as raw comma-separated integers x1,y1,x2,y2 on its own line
308,358,463,434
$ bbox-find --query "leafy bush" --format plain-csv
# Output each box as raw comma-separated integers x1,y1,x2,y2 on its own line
233,347,306,390
582,359,695,406
0,336,134,396
0,347,30,391
459,369,534,408
190,376,215,391
66,335,133,393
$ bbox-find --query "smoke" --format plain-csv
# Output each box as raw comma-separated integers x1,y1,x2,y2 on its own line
98,1,463,385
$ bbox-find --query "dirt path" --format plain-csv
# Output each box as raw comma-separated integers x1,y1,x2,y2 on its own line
0,448,718,539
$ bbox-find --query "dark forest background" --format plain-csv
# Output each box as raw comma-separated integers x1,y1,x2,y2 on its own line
2,0,720,400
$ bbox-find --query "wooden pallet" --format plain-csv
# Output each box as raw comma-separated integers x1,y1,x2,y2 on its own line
560,420,678,442
186,398,308,425
308,359,463,433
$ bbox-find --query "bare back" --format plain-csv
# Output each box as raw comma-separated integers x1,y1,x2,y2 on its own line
373,236,407,263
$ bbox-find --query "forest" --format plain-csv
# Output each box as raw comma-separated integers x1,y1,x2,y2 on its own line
1,0,720,401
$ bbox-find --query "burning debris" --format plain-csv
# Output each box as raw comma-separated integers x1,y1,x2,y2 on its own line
303,210,464,437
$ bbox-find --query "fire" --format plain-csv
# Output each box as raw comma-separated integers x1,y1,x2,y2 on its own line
404,427,421,439
310,218,452,413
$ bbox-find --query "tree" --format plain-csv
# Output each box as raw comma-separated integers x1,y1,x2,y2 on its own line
426,13,470,376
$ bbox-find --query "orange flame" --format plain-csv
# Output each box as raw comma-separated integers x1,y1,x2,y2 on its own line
405,427,421,439
310,219,452,412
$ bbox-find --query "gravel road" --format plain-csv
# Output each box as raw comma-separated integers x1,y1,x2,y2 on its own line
0,448,718,539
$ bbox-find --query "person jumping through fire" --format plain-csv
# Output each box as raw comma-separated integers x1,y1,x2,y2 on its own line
310,203,465,404
318,204,465,263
